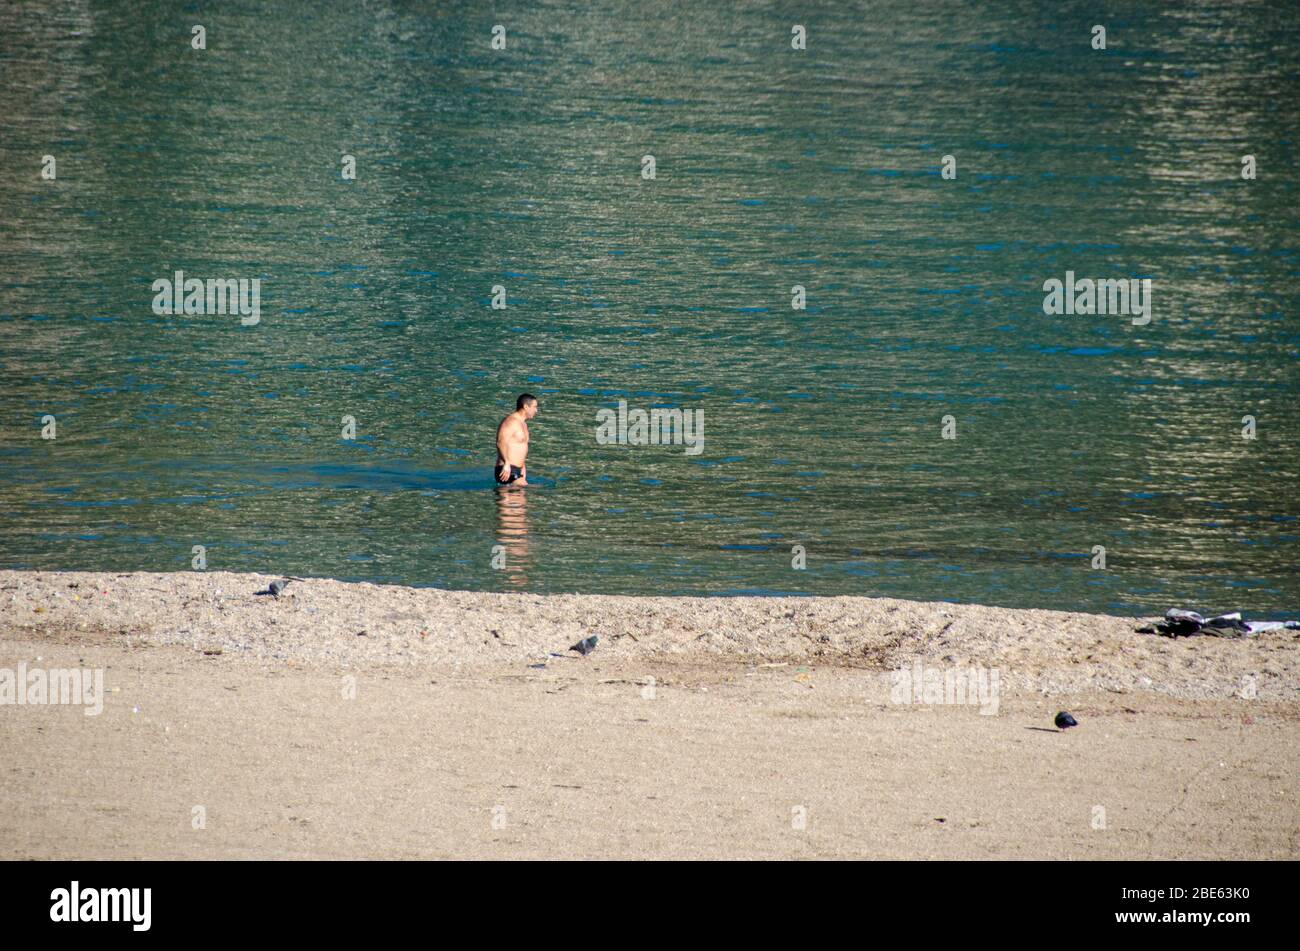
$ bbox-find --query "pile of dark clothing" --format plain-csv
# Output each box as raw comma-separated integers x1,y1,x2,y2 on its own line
1138,609,1300,638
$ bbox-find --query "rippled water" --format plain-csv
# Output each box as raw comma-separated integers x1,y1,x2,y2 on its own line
2,1,1297,615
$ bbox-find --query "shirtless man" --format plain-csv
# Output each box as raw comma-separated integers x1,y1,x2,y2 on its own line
495,393,538,486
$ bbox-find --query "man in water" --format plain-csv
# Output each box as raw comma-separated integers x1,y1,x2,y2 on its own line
495,393,538,486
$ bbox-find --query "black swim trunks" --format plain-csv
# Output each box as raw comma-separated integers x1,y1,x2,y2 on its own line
495,464,523,485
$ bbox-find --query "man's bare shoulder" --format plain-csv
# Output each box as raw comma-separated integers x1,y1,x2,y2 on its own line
498,414,521,435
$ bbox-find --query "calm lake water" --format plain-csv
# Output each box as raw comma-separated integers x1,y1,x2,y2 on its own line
2,1,1297,615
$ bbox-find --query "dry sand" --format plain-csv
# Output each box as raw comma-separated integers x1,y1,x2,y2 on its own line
1,570,1296,859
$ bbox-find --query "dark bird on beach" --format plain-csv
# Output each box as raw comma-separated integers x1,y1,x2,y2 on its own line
570,635,598,656
1055,711,1078,730
259,577,305,598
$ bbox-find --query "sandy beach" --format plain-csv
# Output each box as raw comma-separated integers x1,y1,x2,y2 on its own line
2,570,1296,859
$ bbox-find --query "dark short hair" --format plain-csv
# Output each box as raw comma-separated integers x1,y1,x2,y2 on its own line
516,393,538,411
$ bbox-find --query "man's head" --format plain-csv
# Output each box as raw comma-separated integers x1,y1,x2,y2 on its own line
516,393,539,418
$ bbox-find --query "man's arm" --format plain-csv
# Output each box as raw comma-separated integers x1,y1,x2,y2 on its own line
496,421,514,481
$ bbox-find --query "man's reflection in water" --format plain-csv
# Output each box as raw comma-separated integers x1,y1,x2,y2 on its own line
495,486,530,588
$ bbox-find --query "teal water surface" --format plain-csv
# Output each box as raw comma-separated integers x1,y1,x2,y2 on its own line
2,0,1298,615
